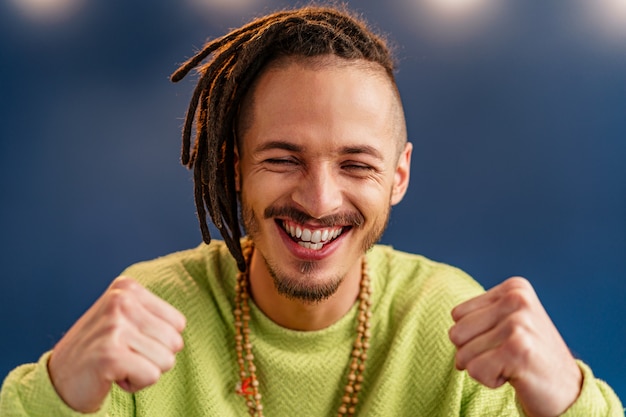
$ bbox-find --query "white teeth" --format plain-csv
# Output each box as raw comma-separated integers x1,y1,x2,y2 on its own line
282,221,343,247
299,242,323,250
311,230,322,243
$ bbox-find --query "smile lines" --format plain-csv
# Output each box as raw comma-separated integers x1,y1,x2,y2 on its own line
281,220,343,251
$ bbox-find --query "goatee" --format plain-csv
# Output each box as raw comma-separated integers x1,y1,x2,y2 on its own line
240,199,390,303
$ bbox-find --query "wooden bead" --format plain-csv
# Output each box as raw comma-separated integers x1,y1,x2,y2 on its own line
234,239,371,417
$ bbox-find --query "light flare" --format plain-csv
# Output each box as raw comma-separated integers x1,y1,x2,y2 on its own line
186,0,263,17
394,0,504,41
425,0,493,17
9,0,83,22
582,0,626,40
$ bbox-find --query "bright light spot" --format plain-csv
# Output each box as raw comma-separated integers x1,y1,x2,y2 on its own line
186,0,262,18
425,0,493,18
582,0,626,40
395,0,504,41
9,0,83,23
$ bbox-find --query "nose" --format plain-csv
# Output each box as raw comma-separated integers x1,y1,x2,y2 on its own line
291,163,343,219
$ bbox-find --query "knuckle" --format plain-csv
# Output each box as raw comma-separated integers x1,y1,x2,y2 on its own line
177,314,188,332
448,326,459,345
171,333,185,352
104,289,135,315
110,276,137,290
144,367,162,386
96,348,123,377
501,289,530,311
466,361,500,389
454,349,467,370
129,367,161,390
511,310,533,333
101,321,125,342
501,282,537,312
505,276,532,291
465,360,483,382
98,320,130,352
162,353,177,372
500,326,533,362
500,312,530,339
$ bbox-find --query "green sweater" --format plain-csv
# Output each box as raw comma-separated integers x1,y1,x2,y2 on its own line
1,241,623,416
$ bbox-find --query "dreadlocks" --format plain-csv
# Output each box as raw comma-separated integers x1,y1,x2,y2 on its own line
170,4,397,272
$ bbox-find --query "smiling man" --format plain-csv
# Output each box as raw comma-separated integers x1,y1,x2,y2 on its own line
236,55,411,333
0,4,623,417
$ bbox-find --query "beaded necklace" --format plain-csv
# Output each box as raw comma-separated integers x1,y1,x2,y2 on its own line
234,240,372,417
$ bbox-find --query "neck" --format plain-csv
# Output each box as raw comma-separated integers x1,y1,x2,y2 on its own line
247,248,363,331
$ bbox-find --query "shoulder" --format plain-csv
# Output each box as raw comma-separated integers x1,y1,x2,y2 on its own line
120,240,237,306
122,240,232,280
367,244,484,319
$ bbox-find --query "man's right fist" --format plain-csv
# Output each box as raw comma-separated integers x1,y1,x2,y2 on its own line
48,277,186,413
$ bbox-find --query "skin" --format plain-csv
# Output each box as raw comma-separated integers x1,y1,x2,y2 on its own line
234,56,412,331
47,277,186,413
449,277,583,417
46,54,582,416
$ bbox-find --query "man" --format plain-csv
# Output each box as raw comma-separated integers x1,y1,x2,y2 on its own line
0,5,623,417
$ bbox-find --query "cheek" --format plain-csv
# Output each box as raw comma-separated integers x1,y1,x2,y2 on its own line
240,192,268,238
244,171,303,212
346,180,393,213
239,178,284,225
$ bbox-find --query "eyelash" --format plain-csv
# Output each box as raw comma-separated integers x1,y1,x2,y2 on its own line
342,163,373,171
263,158,376,173
265,158,297,165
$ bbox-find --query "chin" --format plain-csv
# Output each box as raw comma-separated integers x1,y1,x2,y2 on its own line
268,261,344,303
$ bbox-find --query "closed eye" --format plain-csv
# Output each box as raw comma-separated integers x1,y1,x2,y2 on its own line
342,162,376,172
265,158,298,165
261,157,302,173
344,164,372,170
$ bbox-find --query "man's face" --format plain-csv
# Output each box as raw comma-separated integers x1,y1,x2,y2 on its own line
236,56,412,302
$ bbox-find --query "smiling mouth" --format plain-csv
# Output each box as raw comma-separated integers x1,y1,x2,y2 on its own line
279,219,345,251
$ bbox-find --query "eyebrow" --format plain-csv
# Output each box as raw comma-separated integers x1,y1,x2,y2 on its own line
254,141,384,161
340,145,384,161
254,140,303,153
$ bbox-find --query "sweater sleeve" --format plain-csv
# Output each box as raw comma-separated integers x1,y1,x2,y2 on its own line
559,361,624,417
0,351,112,417
513,361,624,417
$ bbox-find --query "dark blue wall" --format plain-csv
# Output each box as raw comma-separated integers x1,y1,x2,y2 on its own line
1,0,624,404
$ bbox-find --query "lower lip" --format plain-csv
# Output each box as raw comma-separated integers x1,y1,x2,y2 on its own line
276,223,344,261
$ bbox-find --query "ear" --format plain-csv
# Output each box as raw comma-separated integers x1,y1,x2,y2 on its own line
234,145,241,192
390,142,412,206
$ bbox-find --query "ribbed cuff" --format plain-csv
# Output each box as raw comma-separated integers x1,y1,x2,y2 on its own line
8,351,111,417
515,360,624,417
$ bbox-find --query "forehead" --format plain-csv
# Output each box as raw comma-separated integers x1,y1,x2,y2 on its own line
239,56,400,156
251,55,395,107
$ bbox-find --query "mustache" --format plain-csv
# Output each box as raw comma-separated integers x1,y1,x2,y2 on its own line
264,205,364,228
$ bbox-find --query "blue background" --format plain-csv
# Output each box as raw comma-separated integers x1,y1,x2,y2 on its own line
1,0,624,404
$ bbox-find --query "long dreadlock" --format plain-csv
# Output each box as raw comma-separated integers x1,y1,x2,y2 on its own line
170,4,397,272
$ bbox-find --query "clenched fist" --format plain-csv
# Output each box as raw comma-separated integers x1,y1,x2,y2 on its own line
449,277,582,417
48,277,186,413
